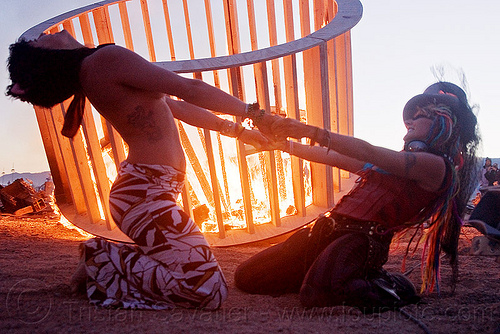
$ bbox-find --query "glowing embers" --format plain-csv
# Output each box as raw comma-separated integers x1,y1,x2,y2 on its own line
56,207,93,239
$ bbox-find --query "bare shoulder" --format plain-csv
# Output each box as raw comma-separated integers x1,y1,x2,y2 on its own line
409,152,447,192
81,45,138,83
85,45,133,67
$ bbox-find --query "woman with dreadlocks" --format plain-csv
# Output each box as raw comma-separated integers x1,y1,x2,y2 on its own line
235,82,480,313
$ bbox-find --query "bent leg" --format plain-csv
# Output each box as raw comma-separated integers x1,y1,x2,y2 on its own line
300,232,417,312
84,230,226,310
235,227,311,295
83,163,227,310
300,233,370,307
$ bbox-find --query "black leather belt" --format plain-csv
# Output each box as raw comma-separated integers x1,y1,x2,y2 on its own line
328,215,393,244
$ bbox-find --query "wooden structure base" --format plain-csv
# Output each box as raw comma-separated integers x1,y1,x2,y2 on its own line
63,175,356,247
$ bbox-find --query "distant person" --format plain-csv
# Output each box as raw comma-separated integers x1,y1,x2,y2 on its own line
6,30,269,310
236,82,480,313
485,163,499,186
481,157,492,187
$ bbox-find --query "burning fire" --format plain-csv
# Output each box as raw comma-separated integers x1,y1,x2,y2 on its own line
54,206,93,239
184,139,312,233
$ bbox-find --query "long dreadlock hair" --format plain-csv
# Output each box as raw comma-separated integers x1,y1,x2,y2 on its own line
402,84,480,294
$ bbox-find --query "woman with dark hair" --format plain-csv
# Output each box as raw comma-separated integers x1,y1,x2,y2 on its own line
6,30,269,310
236,82,480,313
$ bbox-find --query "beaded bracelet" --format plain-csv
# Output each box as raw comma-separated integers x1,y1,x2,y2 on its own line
245,102,265,124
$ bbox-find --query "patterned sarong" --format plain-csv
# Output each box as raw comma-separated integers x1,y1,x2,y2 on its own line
83,161,227,310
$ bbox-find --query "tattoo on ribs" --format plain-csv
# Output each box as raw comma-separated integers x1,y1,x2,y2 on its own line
404,153,417,177
127,106,163,141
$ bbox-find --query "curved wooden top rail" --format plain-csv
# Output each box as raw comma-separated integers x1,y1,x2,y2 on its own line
21,0,362,73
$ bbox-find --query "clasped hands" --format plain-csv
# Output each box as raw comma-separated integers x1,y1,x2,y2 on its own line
241,112,309,152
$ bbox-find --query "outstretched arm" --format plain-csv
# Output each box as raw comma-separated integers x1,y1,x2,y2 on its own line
100,45,248,117
270,139,366,174
267,116,446,192
166,97,268,150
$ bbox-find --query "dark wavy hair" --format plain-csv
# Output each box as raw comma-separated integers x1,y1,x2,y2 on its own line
6,39,93,108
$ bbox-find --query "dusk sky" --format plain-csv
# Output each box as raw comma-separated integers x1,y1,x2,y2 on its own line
1,0,498,173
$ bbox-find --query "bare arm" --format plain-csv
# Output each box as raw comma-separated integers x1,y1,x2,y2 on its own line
166,97,225,130
268,117,446,192
97,45,248,117
281,140,366,174
166,97,268,149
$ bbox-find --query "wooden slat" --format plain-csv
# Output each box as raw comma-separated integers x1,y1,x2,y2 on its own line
55,100,102,224
222,2,256,233
81,101,114,229
49,104,87,214
203,0,220,87
246,0,258,50
161,0,176,60
62,18,75,36
338,31,354,182
139,0,156,61
228,67,255,234
254,62,281,227
313,0,325,30
326,34,340,193
182,0,195,59
282,0,305,215
205,0,228,224
118,1,134,50
299,0,311,37
203,129,226,239
177,123,215,208
334,33,348,151
33,107,71,204
223,0,241,55
196,121,229,238
79,12,95,47
247,0,281,226
68,131,102,224
266,0,283,112
265,0,288,208
318,42,334,207
345,31,354,139
283,55,305,216
246,1,280,226
300,1,331,208
92,6,115,44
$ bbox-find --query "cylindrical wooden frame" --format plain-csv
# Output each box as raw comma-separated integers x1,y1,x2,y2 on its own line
21,0,362,246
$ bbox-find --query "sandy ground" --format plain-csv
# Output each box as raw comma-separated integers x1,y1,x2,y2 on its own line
0,213,499,334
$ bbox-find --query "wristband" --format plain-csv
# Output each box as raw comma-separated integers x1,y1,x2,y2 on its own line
245,102,265,124
310,127,332,153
